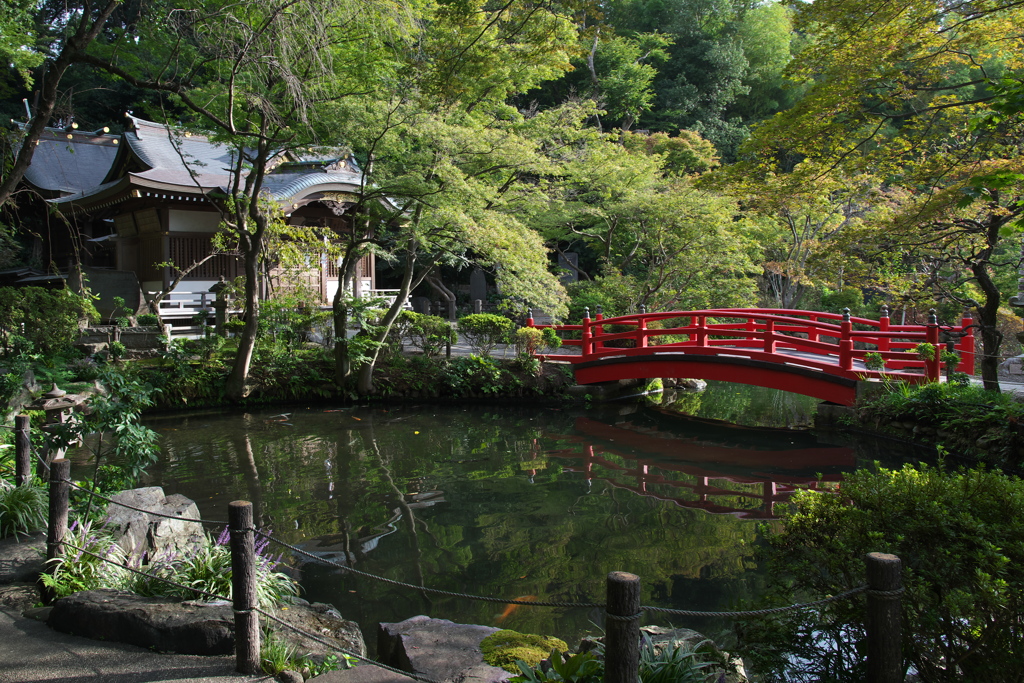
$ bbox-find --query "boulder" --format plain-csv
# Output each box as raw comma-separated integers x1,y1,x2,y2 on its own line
274,599,367,659
377,615,513,683
48,589,367,660
103,487,206,563
49,589,235,655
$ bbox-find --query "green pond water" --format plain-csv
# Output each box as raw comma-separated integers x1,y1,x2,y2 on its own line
141,382,901,648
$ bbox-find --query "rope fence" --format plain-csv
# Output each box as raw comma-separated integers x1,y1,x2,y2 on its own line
25,427,905,683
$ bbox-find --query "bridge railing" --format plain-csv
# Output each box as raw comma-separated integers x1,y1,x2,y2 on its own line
528,306,975,382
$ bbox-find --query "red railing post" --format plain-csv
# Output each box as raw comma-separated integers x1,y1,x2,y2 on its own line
957,309,975,375
926,309,941,381
763,317,776,353
594,305,604,350
582,307,592,358
694,315,707,347
808,315,820,343
839,308,854,371
878,305,891,354
637,305,648,348
526,308,535,328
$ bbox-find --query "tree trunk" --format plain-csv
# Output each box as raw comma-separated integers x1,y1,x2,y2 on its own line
356,248,425,395
333,253,361,386
225,236,262,400
971,259,1002,392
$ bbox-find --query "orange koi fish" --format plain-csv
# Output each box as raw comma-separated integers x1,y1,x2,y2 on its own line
495,595,536,624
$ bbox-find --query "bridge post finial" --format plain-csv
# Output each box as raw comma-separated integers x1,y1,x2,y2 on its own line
928,308,938,325
962,307,973,320
596,305,603,316
639,304,647,314
583,306,591,320
842,307,851,322
880,304,889,318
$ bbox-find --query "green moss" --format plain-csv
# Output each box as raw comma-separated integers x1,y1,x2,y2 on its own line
480,629,568,673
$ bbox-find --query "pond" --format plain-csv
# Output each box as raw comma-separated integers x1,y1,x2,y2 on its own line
141,382,913,649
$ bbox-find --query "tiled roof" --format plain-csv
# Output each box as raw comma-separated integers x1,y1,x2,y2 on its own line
21,129,120,197
35,116,365,210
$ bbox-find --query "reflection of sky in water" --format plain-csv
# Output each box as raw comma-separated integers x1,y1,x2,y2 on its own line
142,385,893,647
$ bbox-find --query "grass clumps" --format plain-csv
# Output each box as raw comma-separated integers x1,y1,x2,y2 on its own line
481,629,568,673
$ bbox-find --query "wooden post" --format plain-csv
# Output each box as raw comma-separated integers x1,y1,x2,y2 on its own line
15,414,31,486
957,309,974,374
877,305,891,354
42,458,70,605
839,308,854,371
763,318,776,353
694,315,707,347
582,308,592,358
926,309,941,381
229,501,260,674
865,552,903,683
604,571,641,683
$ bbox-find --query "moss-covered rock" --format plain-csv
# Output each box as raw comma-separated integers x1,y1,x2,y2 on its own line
480,629,568,673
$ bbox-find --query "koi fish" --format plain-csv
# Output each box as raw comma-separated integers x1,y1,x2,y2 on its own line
495,595,536,624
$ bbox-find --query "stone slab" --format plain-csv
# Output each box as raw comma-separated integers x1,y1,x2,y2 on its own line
313,665,416,682
377,615,511,683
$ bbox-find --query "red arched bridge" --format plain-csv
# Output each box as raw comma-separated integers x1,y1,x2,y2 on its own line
528,307,975,406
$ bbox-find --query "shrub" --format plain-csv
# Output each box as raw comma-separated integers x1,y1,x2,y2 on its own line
514,328,561,357
742,463,1024,682
41,520,133,598
402,311,456,357
136,313,160,327
0,286,97,356
457,314,515,357
0,482,47,538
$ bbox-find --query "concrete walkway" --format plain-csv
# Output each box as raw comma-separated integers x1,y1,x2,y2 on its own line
0,534,271,683
0,607,272,683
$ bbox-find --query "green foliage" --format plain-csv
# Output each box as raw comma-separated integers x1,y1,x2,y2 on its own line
638,637,714,683
46,367,161,510
481,630,568,673
862,352,884,370
819,288,866,317
111,296,132,328
514,328,544,357
0,481,46,538
401,311,457,358
108,341,126,360
136,314,159,327
511,649,602,683
41,520,133,598
914,342,936,361
0,287,96,356
745,464,1024,682
457,314,515,357
859,381,1024,466
260,632,296,676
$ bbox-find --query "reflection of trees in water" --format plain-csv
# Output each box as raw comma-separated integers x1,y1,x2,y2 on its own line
659,381,820,428
148,406,784,639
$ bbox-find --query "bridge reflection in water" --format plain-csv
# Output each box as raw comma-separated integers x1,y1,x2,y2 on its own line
541,414,855,519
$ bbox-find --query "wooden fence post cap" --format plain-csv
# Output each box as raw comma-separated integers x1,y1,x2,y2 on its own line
865,552,900,564
608,571,640,582
229,500,252,509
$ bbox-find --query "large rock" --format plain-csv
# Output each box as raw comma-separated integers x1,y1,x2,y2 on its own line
49,589,235,655
276,599,367,659
48,589,367,659
104,487,206,563
377,615,513,683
